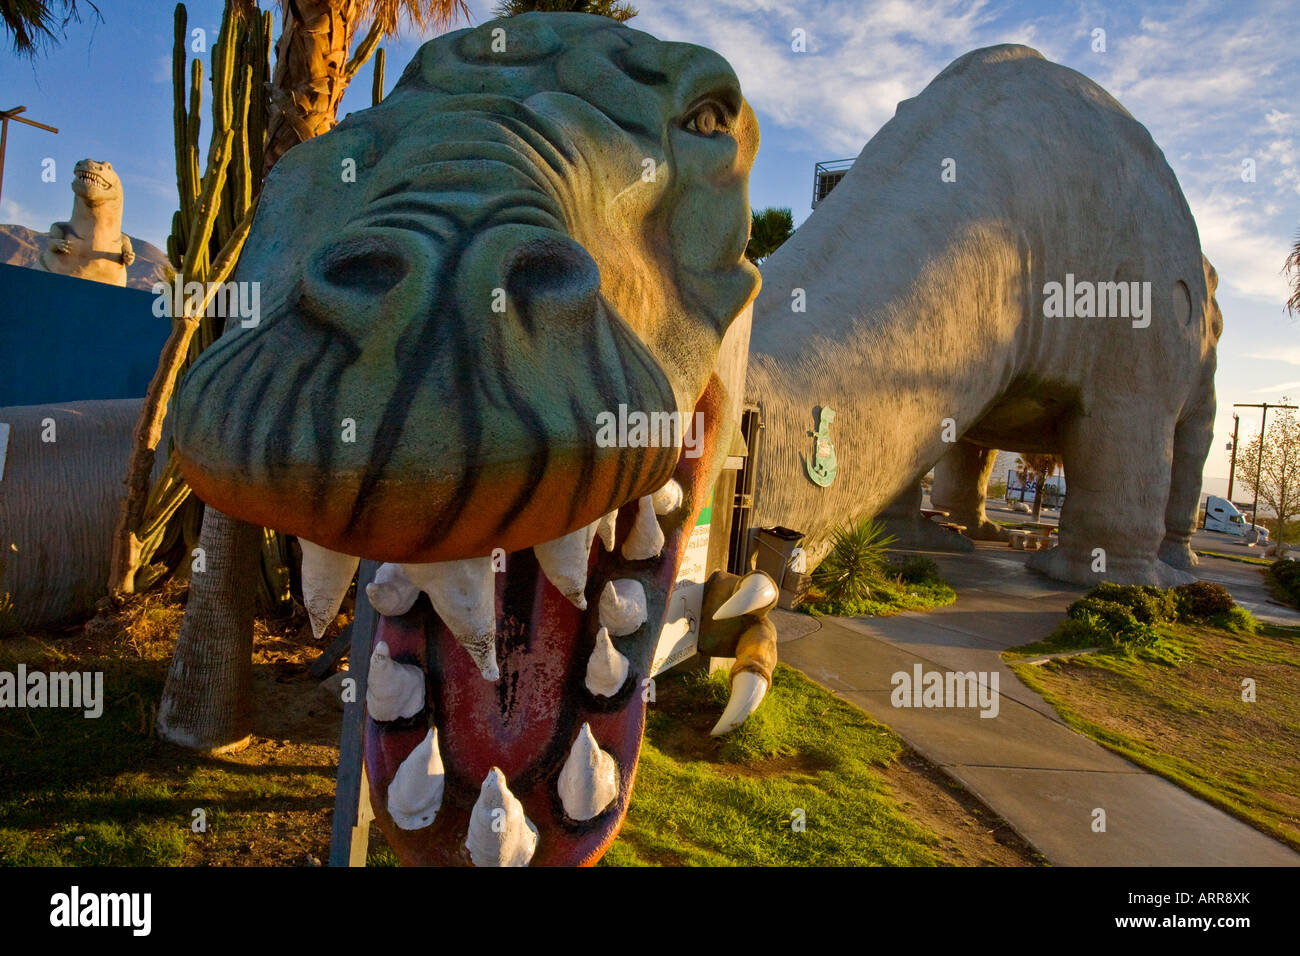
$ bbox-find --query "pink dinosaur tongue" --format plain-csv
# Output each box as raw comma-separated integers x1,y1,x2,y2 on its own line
365,518,664,866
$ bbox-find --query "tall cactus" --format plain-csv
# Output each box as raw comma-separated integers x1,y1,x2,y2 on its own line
373,47,386,106
108,1,269,596
111,1,398,600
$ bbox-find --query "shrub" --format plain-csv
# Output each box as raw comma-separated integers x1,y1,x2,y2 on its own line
890,555,941,584
1066,597,1157,646
1269,559,1300,608
1088,582,1177,625
1204,606,1258,634
1047,579,1253,653
1050,615,1116,648
1172,581,1236,621
811,518,896,606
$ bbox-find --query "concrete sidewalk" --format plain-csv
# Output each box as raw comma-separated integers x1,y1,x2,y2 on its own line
776,544,1300,866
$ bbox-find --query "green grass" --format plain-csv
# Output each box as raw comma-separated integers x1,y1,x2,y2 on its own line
801,578,956,618
1194,549,1271,566
1006,621,1300,851
801,555,956,618
602,665,948,866
0,650,335,866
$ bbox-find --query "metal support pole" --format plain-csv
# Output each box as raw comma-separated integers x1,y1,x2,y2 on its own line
1233,402,1298,536
1253,406,1267,528
1227,413,1240,503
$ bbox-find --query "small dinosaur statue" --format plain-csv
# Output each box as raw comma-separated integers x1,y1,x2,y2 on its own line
36,159,133,287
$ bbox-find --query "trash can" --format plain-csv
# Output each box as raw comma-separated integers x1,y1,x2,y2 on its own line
753,526,804,590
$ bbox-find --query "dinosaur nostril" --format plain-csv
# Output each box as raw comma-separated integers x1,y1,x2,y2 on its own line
300,228,439,335
320,235,410,295
504,236,600,329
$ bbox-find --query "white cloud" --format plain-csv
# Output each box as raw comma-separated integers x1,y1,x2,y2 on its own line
633,0,1014,157
1266,109,1294,133
0,197,42,229
1241,347,1300,364
1189,192,1293,303
151,54,171,84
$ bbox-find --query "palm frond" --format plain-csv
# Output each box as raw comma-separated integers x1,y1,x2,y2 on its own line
493,0,637,22
1285,231,1300,317
1,0,101,57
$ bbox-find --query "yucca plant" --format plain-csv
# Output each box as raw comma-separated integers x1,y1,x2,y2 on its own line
811,518,896,605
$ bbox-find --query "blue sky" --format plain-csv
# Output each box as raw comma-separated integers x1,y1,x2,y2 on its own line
2,0,1298,493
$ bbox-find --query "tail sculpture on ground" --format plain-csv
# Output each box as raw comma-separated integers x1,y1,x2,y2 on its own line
747,44,1220,588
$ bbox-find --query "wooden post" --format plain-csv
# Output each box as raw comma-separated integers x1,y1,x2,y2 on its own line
0,106,59,208
329,560,378,867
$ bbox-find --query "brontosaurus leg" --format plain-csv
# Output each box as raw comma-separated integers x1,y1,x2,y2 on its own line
877,481,975,553
1027,399,1193,586
931,439,1008,541
1160,373,1215,570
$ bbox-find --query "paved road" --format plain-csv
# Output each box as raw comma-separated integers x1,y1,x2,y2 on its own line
778,540,1300,866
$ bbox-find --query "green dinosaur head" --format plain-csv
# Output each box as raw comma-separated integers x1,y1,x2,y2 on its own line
172,13,760,866
175,12,758,559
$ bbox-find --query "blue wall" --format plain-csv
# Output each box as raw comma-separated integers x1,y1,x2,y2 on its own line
0,263,169,406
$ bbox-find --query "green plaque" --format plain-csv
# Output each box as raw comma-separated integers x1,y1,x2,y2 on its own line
804,406,838,487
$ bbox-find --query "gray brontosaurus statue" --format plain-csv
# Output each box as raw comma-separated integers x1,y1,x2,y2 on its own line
747,45,1219,588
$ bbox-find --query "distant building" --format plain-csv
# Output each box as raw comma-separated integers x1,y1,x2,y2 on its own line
812,159,854,208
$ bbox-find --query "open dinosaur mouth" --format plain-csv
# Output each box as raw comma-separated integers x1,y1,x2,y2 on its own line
74,170,111,190
356,384,724,866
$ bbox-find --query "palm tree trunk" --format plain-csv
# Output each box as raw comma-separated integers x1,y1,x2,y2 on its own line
1032,478,1045,522
160,0,363,754
157,507,262,751
263,0,362,176
160,0,461,754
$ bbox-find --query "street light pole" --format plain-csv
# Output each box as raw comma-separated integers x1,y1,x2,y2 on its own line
1227,413,1240,502
1233,402,1298,536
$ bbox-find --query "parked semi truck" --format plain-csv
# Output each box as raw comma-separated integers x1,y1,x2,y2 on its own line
1202,495,1270,541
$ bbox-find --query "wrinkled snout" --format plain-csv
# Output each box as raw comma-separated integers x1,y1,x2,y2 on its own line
176,144,682,563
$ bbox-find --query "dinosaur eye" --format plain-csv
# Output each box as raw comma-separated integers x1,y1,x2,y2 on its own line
682,100,729,137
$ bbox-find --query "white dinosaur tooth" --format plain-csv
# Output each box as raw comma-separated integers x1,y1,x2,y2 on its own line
365,641,425,722
557,723,619,821
465,767,539,867
534,521,598,609
387,728,444,830
595,509,618,552
298,539,360,639
712,571,779,620
365,562,420,617
710,671,769,736
402,557,499,681
584,626,629,697
620,495,664,561
598,579,647,637
651,478,683,515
